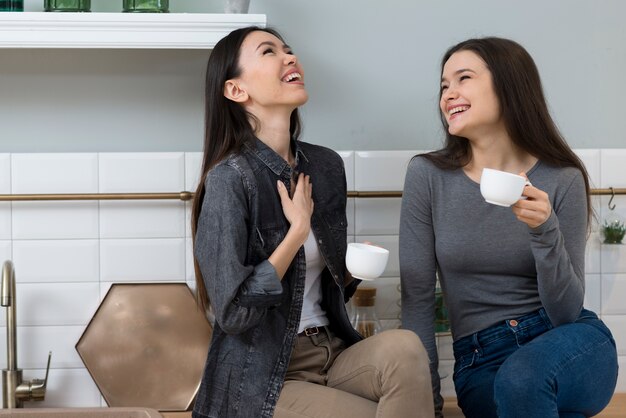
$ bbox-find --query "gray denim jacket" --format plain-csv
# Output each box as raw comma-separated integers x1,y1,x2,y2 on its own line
192,137,361,418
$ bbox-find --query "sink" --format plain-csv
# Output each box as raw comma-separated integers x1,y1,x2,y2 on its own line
0,407,162,417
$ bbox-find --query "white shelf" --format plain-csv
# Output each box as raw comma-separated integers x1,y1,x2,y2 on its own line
0,12,266,49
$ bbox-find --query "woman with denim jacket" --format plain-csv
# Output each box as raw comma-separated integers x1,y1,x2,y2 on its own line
191,26,434,418
400,37,618,418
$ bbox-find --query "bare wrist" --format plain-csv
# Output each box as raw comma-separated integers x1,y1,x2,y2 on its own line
288,223,309,244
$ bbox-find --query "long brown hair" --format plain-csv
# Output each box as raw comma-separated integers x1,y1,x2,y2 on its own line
423,37,591,222
191,26,303,313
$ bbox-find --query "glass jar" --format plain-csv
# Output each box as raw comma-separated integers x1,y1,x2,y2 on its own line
123,0,168,13
44,0,90,12
0,1,24,11
350,287,383,338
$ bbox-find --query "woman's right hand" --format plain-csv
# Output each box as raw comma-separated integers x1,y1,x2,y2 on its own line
277,173,314,243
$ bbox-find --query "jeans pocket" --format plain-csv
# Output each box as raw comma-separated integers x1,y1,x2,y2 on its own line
453,350,478,377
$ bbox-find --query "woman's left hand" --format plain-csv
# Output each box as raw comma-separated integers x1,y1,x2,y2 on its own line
511,172,552,229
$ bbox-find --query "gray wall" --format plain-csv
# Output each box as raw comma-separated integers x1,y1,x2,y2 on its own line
1,0,624,152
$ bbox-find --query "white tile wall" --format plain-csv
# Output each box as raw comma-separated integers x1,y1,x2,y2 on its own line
575,149,601,189
1,149,625,409
618,357,626,398
11,154,98,194
184,152,203,192
99,153,186,239
100,238,186,282
100,201,185,239
0,154,10,193
355,198,401,235
603,316,626,356
354,150,420,191
16,282,100,326
0,154,11,240
586,229,602,274
585,274,602,314
602,274,626,315
99,153,185,193
13,240,99,283
12,201,99,240
185,152,203,239
186,237,194,282
0,241,11,266
0,326,85,369
0,204,10,241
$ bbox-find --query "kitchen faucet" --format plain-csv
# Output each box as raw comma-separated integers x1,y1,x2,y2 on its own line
1,260,51,408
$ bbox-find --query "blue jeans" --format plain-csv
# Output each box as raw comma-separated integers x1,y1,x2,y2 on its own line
452,308,618,418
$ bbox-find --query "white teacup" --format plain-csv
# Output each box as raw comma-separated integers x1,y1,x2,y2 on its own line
346,243,389,281
480,168,530,207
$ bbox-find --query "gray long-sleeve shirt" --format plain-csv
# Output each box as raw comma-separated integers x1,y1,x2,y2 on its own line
399,156,587,414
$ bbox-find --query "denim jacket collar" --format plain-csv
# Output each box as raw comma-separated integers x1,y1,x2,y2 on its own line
244,137,309,176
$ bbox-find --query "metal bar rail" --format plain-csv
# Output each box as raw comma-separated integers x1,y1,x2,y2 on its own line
0,188,624,201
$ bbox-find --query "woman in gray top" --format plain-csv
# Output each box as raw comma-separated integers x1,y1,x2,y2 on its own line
400,37,618,418
191,26,434,418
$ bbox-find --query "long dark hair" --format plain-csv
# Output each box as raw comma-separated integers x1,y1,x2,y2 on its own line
191,26,303,312
423,37,591,222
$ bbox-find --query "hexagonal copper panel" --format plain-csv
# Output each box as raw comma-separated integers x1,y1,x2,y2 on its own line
76,283,212,411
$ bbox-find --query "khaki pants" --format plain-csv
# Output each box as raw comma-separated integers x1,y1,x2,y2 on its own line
274,328,434,418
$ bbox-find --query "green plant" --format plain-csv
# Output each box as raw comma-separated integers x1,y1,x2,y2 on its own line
435,290,450,333
602,219,626,244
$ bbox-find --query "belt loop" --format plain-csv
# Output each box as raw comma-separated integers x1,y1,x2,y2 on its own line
471,333,480,351
537,308,553,330
323,325,332,341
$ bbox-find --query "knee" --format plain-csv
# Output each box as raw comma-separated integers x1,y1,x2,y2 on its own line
494,356,550,403
370,329,429,370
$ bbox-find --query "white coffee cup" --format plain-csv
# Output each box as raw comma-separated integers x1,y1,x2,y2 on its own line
480,168,531,207
345,243,389,281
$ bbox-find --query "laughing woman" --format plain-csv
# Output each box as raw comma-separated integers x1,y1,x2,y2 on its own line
191,26,434,418
400,37,618,418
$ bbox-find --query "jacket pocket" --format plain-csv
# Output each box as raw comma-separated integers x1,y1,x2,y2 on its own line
254,226,286,258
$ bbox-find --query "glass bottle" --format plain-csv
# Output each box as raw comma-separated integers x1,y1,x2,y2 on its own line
350,287,383,338
123,0,168,13
44,0,90,12
0,1,23,11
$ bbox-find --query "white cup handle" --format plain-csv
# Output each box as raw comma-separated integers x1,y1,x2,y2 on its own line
519,180,532,200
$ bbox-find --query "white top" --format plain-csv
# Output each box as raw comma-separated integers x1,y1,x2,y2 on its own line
298,230,329,333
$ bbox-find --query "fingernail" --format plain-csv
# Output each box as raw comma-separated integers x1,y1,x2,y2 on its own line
277,181,283,188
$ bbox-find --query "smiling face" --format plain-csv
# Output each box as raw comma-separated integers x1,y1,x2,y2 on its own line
440,50,504,140
225,30,308,114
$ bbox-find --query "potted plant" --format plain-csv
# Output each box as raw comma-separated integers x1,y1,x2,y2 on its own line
602,218,626,244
